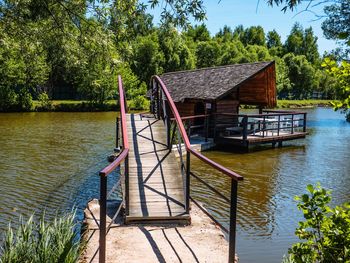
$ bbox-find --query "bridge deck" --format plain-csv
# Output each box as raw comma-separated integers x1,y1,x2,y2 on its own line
125,113,188,223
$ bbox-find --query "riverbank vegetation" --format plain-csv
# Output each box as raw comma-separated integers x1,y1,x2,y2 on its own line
283,184,350,263
0,210,82,263
0,0,349,118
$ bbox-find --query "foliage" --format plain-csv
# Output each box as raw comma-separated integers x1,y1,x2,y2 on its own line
17,88,33,111
286,184,350,262
322,0,350,48
322,58,350,121
0,211,82,263
37,92,53,111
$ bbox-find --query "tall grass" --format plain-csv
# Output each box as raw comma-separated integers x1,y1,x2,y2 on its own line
0,211,82,263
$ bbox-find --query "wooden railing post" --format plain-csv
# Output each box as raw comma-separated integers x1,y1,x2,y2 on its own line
186,151,190,214
303,113,307,132
99,175,107,263
228,179,238,263
242,116,248,140
277,115,280,136
291,114,294,134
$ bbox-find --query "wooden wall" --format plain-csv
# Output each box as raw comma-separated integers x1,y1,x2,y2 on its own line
215,100,239,114
237,63,276,107
175,101,196,117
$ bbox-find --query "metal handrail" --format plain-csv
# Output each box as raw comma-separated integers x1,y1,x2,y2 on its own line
152,75,243,263
98,75,129,263
153,76,243,181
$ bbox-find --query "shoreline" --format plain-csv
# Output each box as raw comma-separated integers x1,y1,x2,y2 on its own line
0,99,335,113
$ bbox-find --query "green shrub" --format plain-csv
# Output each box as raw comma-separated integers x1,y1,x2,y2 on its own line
0,211,82,263
16,88,33,111
0,87,17,111
285,184,350,263
37,92,53,111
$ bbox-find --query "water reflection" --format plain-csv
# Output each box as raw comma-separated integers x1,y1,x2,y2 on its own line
192,108,350,262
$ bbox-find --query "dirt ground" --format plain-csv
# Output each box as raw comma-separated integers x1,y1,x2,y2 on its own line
81,199,238,263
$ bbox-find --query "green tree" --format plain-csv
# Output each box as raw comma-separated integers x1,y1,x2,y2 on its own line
284,23,304,55
195,40,221,68
322,58,350,121
322,0,350,52
215,25,234,42
158,26,195,72
302,27,320,64
283,53,318,99
241,26,266,46
131,33,164,83
184,24,211,42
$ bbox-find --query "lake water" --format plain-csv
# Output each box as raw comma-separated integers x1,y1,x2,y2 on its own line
0,108,349,262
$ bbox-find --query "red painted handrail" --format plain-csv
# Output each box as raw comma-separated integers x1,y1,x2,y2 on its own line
153,76,243,181
99,75,129,177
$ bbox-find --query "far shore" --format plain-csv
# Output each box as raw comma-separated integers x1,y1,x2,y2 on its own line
0,99,336,113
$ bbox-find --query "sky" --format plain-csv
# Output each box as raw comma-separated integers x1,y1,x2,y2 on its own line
145,0,339,55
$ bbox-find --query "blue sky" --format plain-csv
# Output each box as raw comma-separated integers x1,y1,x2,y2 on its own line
146,0,338,54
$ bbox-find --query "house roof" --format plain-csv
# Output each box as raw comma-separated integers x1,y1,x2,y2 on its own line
159,61,274,102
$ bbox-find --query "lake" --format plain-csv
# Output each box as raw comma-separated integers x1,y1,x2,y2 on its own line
0,108,349,262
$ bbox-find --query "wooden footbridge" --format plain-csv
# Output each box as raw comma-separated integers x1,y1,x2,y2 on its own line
96,76,243,263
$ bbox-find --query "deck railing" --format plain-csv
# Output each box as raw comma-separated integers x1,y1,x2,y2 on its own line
151,76,244,263
98,76,129,263
214,110,307,140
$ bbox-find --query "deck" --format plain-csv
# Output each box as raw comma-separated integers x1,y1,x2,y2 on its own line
216,131,308,147
125,114,188,223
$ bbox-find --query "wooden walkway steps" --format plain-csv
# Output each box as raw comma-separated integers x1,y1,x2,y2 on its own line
125,113,189,223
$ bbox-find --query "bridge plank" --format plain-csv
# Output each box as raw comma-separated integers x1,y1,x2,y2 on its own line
125,113,188,223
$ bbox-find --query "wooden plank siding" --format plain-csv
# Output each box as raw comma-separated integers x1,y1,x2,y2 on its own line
238,64,276,107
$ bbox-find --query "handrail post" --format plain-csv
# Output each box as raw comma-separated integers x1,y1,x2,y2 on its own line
185,151,190,214
205,116,209,142
291,114,294,134
99,175,107,263
228,179,238,263
242,116,248,140
116,117,119,148
277,115,280,136
125,155,129,216
303,113,307,132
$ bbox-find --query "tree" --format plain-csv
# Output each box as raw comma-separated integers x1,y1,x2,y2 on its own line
215,25,234,42
283,53,318,99
184,24,211,42
195,40,221,68
158,27,195,72
302,27,320,64
131,33,164,83
241,26,266,46
322,0,350,50
267,30,282,49
322,58,350,121
284,23,304,55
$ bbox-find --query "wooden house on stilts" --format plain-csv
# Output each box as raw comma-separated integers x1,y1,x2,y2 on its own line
154,61,308,150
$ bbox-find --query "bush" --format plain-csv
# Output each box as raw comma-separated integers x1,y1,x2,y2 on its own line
285,184,350,263
0,211,82,263
37,92,53,111
0,87,17,111
16,88,33,111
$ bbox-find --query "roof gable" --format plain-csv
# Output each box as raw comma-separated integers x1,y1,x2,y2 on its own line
159,61,274,102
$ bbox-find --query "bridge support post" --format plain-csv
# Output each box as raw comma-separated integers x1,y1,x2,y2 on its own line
99,175,107,263
125,156,129,216
228,179,238,263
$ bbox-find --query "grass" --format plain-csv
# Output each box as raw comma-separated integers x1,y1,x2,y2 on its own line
276,99,336,108
0,211,82,263
31,99,150,112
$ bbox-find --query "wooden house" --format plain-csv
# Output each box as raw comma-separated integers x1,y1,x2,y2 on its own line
159,61,277,117
156,61,307,150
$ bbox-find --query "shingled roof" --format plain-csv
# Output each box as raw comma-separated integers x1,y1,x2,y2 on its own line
160,61,274,102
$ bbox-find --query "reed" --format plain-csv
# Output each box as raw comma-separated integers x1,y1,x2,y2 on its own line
0,211,82,263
